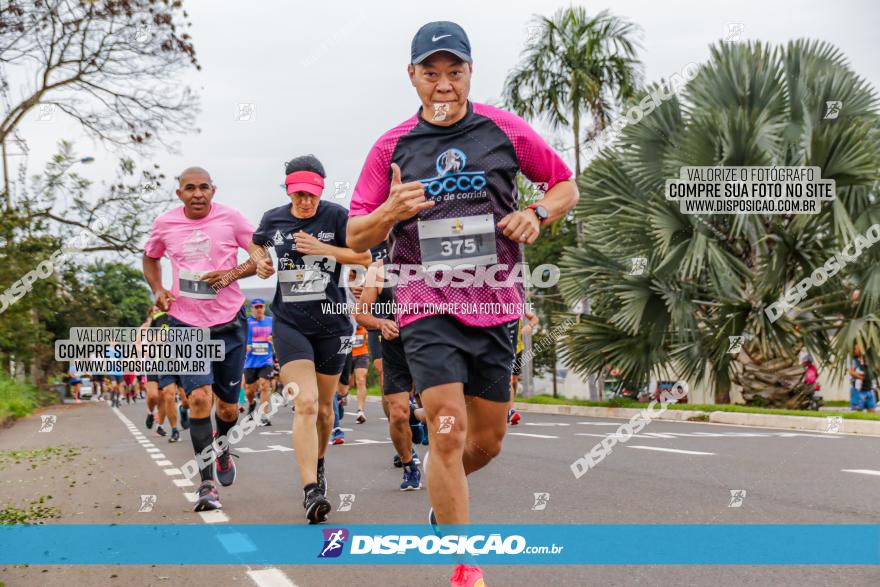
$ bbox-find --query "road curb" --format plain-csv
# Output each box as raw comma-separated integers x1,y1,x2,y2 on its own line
511,402,880,437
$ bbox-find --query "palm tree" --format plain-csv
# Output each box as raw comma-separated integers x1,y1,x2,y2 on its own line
558,40,880,406
503,7,642,178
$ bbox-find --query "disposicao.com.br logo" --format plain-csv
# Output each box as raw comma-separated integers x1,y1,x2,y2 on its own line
320,529,564,557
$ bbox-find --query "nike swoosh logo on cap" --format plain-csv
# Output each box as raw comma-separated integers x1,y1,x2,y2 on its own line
432,34,452,42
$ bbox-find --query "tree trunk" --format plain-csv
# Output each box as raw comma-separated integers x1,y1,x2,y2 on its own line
733,351,806,408
714,378,731,404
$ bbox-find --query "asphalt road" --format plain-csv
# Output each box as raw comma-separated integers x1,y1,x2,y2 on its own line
1,398,878,586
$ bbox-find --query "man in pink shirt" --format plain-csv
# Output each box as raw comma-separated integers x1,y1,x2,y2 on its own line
346,21,579,587
143,166,257,513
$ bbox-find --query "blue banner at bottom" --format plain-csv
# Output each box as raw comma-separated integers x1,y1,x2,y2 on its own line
1,524,878,565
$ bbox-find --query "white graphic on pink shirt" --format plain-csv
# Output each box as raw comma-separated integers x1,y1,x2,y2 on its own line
181,229,212,263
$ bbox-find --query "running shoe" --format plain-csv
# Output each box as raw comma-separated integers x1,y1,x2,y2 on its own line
450,564,485,587
303,486,331,524
428,507,440,536
169,429,180,443
145,412,154,429
411,447,420,466
508,409,521,426
216,450,238,487
393,453,403,468
259,417,271,427
400,462,422,491
356,410,366,424
193,481,221,512
317,459,327,496
331,428,345,445
156,425,167,437
179,405,190,430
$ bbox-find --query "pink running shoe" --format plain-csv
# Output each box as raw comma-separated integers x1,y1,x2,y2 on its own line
450,564,485,586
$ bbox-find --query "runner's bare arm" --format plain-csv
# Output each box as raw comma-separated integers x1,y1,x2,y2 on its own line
353,284,382,330
293,231,372,266
248,241,275,279
347,163,433,252
322,245,372,267
533,178,579,224
498,178,579,244
143,255,175,311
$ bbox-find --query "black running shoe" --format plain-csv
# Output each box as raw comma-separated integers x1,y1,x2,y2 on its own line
303,487,331,524
393,453,403,468
215,450,238,487
247,401,256,416
145,412,154,429
193,481,221,512
179,405,190,430
169,429,180,443
317,460,327,496
156,425,167,437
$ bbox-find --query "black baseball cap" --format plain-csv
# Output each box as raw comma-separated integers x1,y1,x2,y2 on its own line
411,21,472,65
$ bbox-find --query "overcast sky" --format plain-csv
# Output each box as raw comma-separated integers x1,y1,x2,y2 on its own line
12,0,879,290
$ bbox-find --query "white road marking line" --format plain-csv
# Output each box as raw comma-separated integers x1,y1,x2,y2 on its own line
247,568,299,587
575,432,654,439
155,460,173,466
238,445,294,454
507,432,559,439
578,422,626,426
173,478,194,487
146,448,160,453
627,446,715,455
150,453,166,459
524,422,570,427
183,492,198,502
198,510,230,524
842,469,880,477
163,468,183,476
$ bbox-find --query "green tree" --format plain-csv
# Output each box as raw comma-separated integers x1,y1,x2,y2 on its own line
503,7,642,177
86,261,153,327
516,176,577,396
559,40,880,406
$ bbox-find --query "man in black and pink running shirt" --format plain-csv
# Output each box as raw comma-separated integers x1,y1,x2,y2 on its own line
346,21,578,587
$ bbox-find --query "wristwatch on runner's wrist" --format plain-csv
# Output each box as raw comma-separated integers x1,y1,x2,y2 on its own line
527,204,549,224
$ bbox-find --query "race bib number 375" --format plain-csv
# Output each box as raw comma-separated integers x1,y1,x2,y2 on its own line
417,214,497,270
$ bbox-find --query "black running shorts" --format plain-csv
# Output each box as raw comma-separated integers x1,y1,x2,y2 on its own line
512,351,523,376
339,352,353,387
244,365,274,384
400,314,518,402
157,307,247,405
273,316,348,375
367,329,382,361
381,334,412,395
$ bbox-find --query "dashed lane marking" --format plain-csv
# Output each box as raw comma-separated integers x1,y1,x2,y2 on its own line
112,404,301,587
247,568,299,587
626,446,715,455
507,432,559,439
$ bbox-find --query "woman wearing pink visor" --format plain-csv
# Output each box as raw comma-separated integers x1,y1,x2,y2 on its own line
249,154,371,523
